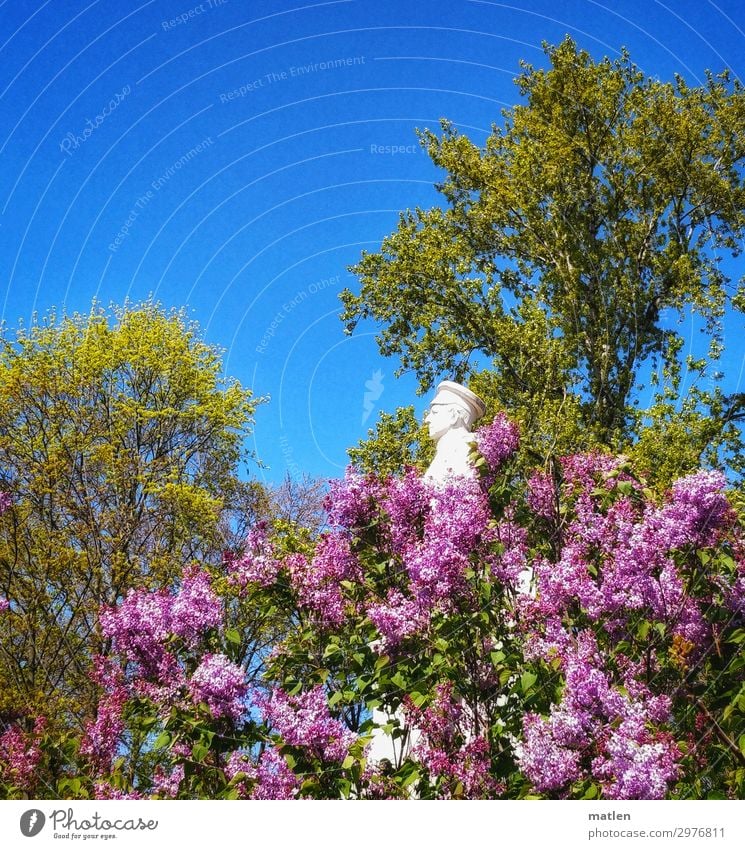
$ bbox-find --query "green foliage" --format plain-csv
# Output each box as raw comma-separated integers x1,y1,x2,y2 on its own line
0,301,264,728
342,37,745,475
348,406,433,476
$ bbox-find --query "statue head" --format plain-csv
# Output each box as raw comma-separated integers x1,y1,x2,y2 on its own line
423,380,486,443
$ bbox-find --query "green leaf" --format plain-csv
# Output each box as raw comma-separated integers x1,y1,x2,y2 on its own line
521,671,537,693
583,783,599,799
323,642,342,659
152,731,171,751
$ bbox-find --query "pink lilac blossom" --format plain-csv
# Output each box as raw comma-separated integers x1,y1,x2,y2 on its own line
560,452,621,491
406,685,503,799
484,516,529,588
0,717,45,793
170,565,222,644
226,747,300,800
93,781,144,800
325,469,385,531
367,589,428,649
474,413,520,472
527,470,557,520
226,523,280,589
225,747,299,800
382,469,431,555
101,567,223,675
0,597,9,612
425,479,491,554
288,533,361,627
518,712,584,792
592,719,680,800
528,457,729,648
99,588,172,674
0,491,11,513
521,615,572,663
518,630,680,799
151,763,184,798
188,653,247,721
664,470,731,547
80,685,128,774
406,683,462,749
132,650,187,705
406,538,472,607
401,479,491,607
255,685,356,763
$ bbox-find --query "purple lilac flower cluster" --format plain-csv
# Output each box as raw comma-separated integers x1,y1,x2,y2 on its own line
474,413,520,473
225,523,281,590
224,747,299,799
325,469,385,529
93,781,144,800
366,589,427,649
151,763,185,799
405,684,504,799
288,533,361,627
354,474,497,644
525,466,732,640
518,631,681,799
515,463,734,798
0,597,9,612
527,469,557,520
100,565,222,673
0,717,45,794
382,468,431,554
84,566,247,782
80,684,128,774
395,477,492,611
255,685,357,763
188,653,248,721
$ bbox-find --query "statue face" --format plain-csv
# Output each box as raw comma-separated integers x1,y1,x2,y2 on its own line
424,403,456,441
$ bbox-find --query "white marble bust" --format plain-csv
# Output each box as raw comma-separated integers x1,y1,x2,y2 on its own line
423,380,486,483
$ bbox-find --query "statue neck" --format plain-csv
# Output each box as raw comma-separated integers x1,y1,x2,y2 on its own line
425,427,477,482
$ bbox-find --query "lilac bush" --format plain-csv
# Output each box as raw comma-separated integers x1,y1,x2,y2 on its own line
3,415,744,800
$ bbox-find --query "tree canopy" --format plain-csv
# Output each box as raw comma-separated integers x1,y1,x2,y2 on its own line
342,37,745,481
0,302,264,728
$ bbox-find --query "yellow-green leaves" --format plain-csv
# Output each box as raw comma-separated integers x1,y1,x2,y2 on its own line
344,36,745,478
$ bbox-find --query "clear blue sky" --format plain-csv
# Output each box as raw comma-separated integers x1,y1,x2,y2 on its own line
1,0,743,484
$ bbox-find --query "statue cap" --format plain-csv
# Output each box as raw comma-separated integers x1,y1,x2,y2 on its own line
431,380,486,423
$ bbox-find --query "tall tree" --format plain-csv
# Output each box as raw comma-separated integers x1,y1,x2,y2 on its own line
342,38,745,479
0,302,264,728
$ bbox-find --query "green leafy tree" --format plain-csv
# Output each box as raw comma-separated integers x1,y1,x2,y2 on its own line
342,37,745,481
0,302,264,729
348,407,432,477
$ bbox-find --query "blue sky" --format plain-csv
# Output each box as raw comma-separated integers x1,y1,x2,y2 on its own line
1,0,743,484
